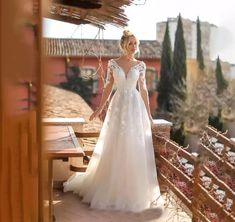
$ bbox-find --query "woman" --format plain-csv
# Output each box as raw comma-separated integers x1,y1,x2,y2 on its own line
64,30,162,212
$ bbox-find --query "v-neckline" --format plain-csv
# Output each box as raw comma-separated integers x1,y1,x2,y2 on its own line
112,59,141,80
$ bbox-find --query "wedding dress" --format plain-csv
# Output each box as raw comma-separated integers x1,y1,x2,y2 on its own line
64,59,161,212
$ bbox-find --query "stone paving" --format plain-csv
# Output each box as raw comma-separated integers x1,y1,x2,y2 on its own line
53,190,192,222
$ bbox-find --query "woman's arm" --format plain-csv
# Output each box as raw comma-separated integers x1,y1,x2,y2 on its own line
138,63,153,125
89,64,114,121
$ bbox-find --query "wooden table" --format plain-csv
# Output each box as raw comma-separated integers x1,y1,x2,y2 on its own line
44,125,84,222
43,117,86,132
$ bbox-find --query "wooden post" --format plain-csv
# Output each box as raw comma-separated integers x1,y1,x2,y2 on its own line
191,152,203,222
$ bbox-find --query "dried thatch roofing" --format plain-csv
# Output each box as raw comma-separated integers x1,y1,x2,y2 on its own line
44,38,161,59
46,0,134,28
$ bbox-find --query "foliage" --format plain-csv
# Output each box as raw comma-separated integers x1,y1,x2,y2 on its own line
170,14,187,145
172,14,187,102
60,64,94,105
182,61,231,134
208,57,229,130
215,56,228,95
196,17,205,70
157,21,173,114
222,80,235,121
184,75,210,134
208,109,223,131
170,122,186,146
182,59,233,134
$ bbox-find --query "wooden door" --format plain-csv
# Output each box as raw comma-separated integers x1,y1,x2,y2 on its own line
0,0,47,222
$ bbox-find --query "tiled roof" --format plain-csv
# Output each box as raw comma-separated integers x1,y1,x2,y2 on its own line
44,38,161,59
43,85,102,132
46,0,134,28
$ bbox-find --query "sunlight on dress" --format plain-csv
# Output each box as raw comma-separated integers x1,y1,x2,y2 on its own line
64,59,162,212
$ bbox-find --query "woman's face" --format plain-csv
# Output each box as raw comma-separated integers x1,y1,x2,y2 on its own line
125,36,138,55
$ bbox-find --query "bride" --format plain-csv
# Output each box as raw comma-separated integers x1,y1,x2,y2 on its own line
64,30,162,212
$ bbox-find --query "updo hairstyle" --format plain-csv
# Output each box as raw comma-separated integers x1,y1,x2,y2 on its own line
120,30,139,54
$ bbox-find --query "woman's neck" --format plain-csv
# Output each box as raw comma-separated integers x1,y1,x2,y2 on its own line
121,54,135,61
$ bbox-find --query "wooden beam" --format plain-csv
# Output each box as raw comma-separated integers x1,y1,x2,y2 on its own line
159,173,192,210
159,156,193,185
52,0,102,9
202,165,235,199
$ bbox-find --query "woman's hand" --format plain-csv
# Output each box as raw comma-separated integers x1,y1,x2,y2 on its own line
89,107,103,121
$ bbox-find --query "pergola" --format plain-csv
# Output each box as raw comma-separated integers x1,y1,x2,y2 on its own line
46,0,134,28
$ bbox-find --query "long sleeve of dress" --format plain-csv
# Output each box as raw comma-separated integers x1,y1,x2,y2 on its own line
104,60,114,88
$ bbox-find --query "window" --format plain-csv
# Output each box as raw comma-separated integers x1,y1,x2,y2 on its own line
146,67,158,92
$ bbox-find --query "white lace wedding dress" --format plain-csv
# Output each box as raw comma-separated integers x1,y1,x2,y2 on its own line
64,59,161,212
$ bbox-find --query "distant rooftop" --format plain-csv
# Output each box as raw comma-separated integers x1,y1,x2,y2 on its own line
44,38,161,59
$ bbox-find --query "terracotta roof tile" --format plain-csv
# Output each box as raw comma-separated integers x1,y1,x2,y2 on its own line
44,38,161,59
43,85,102,132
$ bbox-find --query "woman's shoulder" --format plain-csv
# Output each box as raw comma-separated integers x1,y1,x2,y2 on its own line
107,58,115,65
108,58,119,64
136,60,146,69
135,59,145,64
107,58,119,69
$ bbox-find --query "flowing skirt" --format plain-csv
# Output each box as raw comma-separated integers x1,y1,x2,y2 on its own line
64,89,161,212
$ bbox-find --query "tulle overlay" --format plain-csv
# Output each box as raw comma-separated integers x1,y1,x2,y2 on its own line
63,59,161,212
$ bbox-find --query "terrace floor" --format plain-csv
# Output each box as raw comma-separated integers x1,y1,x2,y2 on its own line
53,189,192,222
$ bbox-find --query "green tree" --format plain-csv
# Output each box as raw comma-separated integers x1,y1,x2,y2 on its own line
157,21,173,114
170,14,187,145
172,14,187,102
208,56,228,131
196,17,205,70
208,109,223,131
60,61,94,105
215,56,228,95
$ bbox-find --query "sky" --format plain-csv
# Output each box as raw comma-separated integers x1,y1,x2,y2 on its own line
44,0,235,63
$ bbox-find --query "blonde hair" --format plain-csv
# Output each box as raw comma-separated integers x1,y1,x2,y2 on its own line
120,30,139,54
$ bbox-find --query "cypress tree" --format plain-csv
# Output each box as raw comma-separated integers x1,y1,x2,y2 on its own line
172,14,187,102
170,14,187,145
215,56,228,95
196,17,205,70
157,21,173,113
208,57,228,131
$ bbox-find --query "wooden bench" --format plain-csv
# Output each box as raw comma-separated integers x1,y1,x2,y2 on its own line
69,132,100,172
75,132,100,155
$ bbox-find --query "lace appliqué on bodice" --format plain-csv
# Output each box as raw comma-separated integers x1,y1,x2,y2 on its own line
104,59,147,90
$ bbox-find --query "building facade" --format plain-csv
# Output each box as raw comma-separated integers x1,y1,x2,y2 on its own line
156,17,217,60
44,38,162,114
